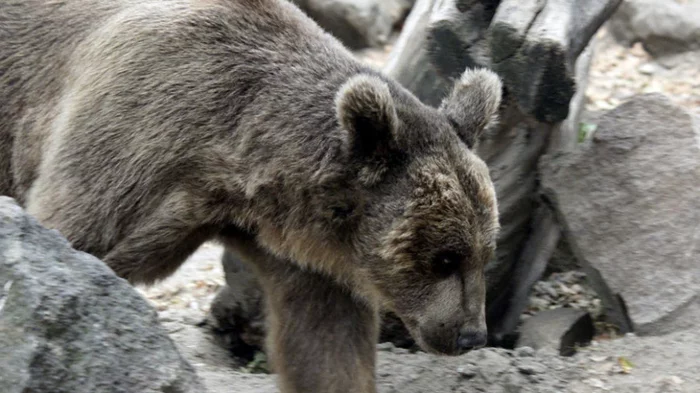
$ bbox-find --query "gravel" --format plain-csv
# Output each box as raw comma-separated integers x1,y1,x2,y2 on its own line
523,271,602,320
585,28,700,117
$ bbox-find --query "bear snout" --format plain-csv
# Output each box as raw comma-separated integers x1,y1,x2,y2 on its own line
456,329,487,353
416,316,487,355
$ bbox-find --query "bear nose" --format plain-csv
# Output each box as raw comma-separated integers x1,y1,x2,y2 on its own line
457,330,487,351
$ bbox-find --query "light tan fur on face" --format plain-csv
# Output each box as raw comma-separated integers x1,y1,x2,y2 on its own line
373,149,498,354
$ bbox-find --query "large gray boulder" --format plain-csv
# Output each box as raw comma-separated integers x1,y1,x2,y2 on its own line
516,308,594,357
541,94,700,335
291,0,414,49
0,197,204,393
608,0,700,57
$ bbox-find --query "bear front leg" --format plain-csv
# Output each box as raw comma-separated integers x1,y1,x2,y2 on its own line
261,261,379,393
222,232,379,393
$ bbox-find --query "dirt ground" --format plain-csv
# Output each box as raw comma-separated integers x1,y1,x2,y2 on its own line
157,306,700,393
136,26,700,393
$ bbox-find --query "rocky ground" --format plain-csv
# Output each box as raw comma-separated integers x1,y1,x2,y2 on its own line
152,304,700,393
585,29,700,117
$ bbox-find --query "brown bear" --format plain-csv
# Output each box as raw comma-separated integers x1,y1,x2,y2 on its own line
0,0,502,392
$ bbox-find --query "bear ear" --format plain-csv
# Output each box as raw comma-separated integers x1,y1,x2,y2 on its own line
439,68,502,149
336,74,399,158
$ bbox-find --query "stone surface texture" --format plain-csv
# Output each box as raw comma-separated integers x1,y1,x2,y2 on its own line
517,308,595,356
0,197,204,393
541,94,700,335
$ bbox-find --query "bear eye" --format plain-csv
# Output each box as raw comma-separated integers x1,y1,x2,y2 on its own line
431,250,463,277
330,202,356,221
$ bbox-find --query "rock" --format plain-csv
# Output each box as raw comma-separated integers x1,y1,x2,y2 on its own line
0,197,203,393
525,271,602,321
516,308,595,356
541,94,700,335
457,364,478,379
161,309,244,371
515,346,535,357
516,361,546,375
474,352,512,384
291,0,413,49
608,0,700,57
637,62,655,75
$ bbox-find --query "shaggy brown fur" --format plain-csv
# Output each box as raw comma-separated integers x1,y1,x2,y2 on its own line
0,0,502,391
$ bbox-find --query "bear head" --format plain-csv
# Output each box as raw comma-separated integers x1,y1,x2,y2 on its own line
334,68,502,355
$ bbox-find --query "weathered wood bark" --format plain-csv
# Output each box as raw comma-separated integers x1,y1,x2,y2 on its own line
208,0,622,352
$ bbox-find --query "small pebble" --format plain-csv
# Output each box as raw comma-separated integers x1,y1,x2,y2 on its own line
515,346,535,357
638,63,656,75
583,377,609,390
541,283,559,298
517,362,546,375
457,365,478,379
